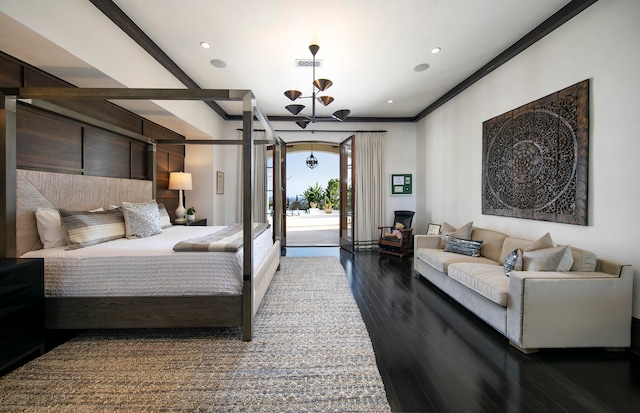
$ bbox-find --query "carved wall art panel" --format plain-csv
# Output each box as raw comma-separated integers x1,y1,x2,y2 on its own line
482,79,589,225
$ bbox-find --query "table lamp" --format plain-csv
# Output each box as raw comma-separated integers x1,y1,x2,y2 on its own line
168,172,192,222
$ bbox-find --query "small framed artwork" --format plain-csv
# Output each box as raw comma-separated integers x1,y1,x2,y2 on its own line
216,171,224,194
427,223,441,236
391,174,412,195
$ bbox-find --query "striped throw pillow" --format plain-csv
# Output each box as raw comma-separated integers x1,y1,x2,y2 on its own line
60,208,125,249
444,235,483,257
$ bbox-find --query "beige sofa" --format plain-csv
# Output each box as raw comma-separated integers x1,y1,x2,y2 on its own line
413,225,633,353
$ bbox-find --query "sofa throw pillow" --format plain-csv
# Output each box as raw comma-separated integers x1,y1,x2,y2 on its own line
503,248,523,276
157,203,172,229
440,221,473,248
444,235,483,257
525,232,554,252
522,245,568,271
556,245,574,272
570,247,597,272
60,208,125,249
122,201,162,239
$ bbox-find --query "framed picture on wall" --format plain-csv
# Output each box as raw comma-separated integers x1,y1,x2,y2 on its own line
391,174,412,195
216,171,224,194
427,223,441,235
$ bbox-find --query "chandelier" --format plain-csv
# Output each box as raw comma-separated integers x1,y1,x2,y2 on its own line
306,145,318,169
284,44,351,129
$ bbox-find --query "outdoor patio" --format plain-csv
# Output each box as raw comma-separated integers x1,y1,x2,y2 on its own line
285,210,339,246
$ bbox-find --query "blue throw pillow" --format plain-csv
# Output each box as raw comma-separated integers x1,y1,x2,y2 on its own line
444,235,483,257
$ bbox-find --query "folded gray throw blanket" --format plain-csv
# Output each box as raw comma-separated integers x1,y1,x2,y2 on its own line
173,223,270,252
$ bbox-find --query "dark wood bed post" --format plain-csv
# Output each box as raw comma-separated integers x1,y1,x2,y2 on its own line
241,91,255,341
2,87,281,340
0,93,17,258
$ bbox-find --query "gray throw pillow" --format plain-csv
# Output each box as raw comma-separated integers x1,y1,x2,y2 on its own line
523,245,567,271
122,201,162,239
440,221,473,248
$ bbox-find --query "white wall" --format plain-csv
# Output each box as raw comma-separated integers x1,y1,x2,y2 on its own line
416,0,640,316
274,120,418,225
209,120,417,226
184,122,227,226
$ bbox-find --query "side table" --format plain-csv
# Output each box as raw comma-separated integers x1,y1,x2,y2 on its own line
0,258,45,374
174,218,207,226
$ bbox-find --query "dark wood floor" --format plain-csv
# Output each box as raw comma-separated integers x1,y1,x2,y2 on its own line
5,247,639,412
285,247,640,413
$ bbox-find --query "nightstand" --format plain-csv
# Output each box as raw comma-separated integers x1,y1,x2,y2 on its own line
174,218,207,226
0,258,45,374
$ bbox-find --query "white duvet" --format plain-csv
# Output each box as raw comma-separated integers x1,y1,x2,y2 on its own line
21,225,274,297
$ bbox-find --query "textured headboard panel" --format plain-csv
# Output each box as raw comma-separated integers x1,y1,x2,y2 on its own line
16,169,153,256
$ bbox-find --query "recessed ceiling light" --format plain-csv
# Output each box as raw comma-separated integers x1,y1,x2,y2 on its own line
387,99,394,104
200,41,210,49
431,47,441,54
210,59,227,68
413,63,430,72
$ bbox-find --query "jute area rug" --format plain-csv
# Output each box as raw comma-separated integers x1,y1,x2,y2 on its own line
0,256,390,412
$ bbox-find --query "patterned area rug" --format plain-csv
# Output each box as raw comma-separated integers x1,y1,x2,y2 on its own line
0,256,390,412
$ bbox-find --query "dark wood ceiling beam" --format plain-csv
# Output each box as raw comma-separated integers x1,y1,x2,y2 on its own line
414,0,599,122
90,0,597,125
88,0,229,120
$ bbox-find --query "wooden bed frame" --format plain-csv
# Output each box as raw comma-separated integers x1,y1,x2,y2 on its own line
7,88,282,341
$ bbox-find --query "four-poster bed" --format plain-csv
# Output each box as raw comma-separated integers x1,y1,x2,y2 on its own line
1,87,282,341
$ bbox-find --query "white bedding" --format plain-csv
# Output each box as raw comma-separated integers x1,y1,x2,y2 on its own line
21,225,274,297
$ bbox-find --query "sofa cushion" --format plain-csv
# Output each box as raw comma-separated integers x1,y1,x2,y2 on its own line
499,237,534,265
570,247,597,272
447,263,509,307
416,248,498,273
444,236,483,257
440,221,473,248
471,227,508,262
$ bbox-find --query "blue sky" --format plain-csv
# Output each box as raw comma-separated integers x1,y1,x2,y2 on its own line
285,151,339,201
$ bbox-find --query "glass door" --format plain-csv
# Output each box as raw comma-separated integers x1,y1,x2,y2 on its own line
339,136,354,252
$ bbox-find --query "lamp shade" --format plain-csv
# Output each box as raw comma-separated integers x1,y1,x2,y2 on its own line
168,172,192,190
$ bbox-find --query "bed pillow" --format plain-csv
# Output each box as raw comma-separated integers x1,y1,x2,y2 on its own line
60,208,125,249
444,235,483,257
35,208,69,249
122,201,162,239
158,203,172,229
36,207,105,249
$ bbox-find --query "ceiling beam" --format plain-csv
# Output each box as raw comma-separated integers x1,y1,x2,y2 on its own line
90,0,597,125
88,0,230,120
414,0,599,121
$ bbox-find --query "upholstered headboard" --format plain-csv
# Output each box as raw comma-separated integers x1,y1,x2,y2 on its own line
16,169,153,256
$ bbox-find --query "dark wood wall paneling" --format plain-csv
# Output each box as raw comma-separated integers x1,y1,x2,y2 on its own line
16,107,83,174
156,144,185,221
1,51,185,198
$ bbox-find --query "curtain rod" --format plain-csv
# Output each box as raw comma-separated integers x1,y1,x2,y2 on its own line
237,128,387,133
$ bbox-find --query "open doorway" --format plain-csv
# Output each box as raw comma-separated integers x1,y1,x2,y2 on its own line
284,143,339,247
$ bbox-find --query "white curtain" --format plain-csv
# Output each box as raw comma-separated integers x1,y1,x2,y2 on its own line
237,130,267,223
354,132,385,250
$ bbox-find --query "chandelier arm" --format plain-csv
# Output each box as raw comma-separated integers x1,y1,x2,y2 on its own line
284,44,350,125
